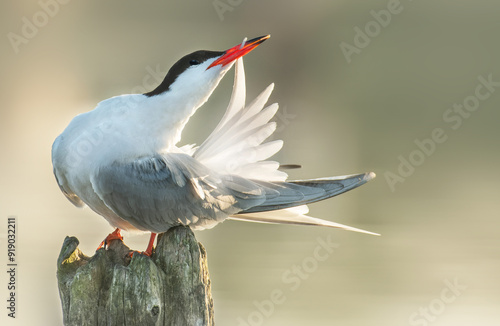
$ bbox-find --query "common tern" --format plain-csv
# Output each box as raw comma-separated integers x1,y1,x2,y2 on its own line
52,35,378,256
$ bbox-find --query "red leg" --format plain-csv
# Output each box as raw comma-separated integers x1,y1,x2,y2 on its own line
143,232,157,257
128,232,157,258
97,228,123,250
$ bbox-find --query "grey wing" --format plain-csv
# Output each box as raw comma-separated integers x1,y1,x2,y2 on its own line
240,173,375,214
90,153,270,232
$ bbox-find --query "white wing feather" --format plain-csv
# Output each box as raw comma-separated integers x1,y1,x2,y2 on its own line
194,58,287,181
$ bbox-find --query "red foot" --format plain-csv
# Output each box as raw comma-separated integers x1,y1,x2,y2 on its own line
97,228,123,251
127,233,157,258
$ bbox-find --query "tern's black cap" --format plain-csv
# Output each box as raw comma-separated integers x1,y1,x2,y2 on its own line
144,50,224,97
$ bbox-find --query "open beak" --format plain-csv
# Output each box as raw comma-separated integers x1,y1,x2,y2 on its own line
207,35,270,70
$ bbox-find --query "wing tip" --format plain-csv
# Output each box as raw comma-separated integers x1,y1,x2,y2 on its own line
365,172,376,182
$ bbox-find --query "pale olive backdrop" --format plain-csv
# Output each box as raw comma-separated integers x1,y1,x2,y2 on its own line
1,1,499,325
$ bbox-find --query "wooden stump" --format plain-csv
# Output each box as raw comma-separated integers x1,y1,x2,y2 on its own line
56,226,214,326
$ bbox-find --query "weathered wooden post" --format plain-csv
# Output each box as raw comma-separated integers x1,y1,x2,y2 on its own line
56,226,214,326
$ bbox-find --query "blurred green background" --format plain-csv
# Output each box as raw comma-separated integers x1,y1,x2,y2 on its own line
1,1,499,325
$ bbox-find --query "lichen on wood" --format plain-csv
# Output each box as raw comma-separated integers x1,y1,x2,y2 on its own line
57,226,214,326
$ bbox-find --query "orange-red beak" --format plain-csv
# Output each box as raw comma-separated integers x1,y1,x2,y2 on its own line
207,35,270,70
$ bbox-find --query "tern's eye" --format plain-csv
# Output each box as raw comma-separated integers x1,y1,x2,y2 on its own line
189,59,200,66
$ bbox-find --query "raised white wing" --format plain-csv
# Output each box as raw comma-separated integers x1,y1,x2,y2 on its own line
193,58,287,182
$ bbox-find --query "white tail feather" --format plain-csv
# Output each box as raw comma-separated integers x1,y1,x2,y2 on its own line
229,208,380,236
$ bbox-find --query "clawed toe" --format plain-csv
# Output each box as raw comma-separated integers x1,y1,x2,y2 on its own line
96,228,123,251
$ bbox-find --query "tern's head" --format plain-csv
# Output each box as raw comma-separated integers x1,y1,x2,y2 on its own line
144,35,270,99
